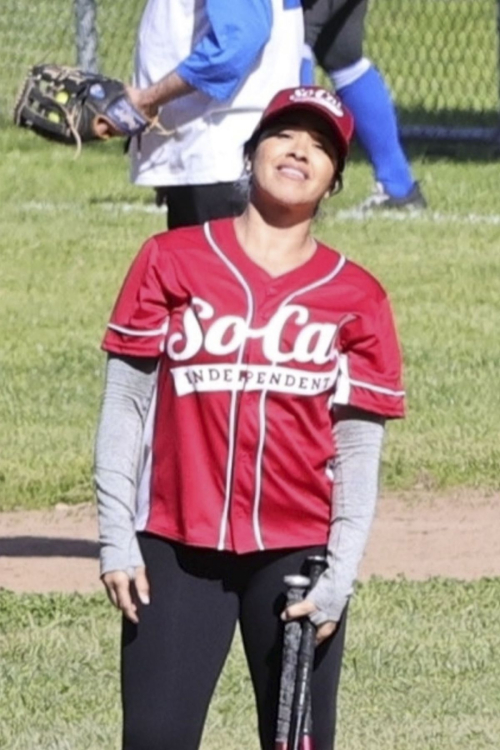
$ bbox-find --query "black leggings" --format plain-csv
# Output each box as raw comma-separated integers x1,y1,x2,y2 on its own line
304,0,369,72
121,535,348,750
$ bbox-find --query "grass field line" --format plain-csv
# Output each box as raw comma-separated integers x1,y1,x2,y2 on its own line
20,200,164,215
335,208,500,225
18,200,500,226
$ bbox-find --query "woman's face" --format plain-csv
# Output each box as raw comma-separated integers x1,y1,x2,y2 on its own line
250,111,339,214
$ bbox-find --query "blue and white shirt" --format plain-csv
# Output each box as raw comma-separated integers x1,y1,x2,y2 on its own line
131,0,307,186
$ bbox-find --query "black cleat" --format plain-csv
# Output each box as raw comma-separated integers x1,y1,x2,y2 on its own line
359,181,427,212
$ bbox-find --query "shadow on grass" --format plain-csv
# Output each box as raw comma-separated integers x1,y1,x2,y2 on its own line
0,536,99,558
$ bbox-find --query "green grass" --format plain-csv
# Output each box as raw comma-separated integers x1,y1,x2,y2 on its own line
0,129,163,511
1,579,498,749
1,125,499,510
318,157,500,491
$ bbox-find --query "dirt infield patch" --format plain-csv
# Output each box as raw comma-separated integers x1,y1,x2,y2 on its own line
0,490,498,594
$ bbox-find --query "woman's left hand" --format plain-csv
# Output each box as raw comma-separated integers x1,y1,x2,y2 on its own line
281,598,337,645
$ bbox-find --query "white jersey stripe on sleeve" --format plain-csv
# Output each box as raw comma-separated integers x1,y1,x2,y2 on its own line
349,378,405,397
333,354,405,405
107,321,169,337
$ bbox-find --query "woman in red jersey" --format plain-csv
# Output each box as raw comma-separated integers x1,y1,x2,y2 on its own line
95,85,404,750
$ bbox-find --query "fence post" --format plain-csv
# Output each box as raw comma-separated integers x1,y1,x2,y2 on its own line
74,0,98,72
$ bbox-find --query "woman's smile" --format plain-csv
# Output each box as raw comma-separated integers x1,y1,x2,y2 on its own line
277,163,308,181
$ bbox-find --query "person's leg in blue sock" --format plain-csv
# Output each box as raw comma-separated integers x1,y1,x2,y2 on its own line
332,60,414,199
304,0,426,208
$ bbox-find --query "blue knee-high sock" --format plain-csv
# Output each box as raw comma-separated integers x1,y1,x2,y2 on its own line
336,65,414,198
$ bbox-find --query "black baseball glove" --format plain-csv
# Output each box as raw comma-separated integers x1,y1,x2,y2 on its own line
13,64,151,148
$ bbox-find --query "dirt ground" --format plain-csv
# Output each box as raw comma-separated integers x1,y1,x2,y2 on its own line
0,490,498,593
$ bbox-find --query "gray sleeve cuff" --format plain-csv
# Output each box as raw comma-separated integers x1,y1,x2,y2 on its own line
307,412,385,623
99,533,145,578
94,355,157,577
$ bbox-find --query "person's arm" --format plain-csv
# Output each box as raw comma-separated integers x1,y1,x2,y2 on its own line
130,0,272,117
128,71,194,120
307,406,385,621
283,405,385,642
94,354,158,622
284,279,404,641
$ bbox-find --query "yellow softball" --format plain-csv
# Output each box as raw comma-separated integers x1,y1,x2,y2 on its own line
55,90,69,104
48,112,60,122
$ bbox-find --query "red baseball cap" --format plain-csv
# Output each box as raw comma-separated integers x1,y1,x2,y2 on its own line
246,86,354,171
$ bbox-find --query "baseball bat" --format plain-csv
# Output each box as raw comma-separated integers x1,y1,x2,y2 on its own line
275,574,311,750
287,555,328,750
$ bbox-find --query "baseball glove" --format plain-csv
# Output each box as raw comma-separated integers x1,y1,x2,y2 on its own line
13,64,151,150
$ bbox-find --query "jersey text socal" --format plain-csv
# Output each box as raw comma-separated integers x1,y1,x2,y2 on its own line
166,296,344,366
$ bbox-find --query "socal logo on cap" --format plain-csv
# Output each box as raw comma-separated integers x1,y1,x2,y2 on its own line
290,87,345,118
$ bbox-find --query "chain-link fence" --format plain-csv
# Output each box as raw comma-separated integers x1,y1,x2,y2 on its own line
0,0,142,122
366,0,500,144
2,0,499,142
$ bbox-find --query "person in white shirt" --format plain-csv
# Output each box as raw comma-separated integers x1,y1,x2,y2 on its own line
124,0,307,229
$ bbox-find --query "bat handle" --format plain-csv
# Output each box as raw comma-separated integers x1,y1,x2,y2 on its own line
303,556,328,740
275,574,311,750
302,696,314,746
288,556,328,750
287,618,316,750
305,555,328,588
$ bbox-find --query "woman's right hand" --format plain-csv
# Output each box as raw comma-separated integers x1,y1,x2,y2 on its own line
102,567,150,624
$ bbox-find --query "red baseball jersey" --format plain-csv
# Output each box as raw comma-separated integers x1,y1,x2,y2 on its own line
102,218,404,553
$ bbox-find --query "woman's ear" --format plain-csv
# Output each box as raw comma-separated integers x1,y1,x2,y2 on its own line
328,173,343,197
244,157,252,174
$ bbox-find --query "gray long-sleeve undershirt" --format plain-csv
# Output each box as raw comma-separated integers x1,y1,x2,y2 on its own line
94,355,385,623
94,355,158,576
308,413,384,624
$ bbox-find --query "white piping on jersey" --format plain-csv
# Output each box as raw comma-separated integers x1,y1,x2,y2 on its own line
204,222,254,551
252,390,267,550
107,321,169,337
349,378,405,397
251,253,347,551
332,353,351,405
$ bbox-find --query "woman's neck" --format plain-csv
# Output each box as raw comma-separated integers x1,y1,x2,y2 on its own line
233,202,316,278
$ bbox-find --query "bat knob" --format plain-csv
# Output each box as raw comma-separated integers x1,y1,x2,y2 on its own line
305,556,327,587
283,574,311,589
306,555,327,566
